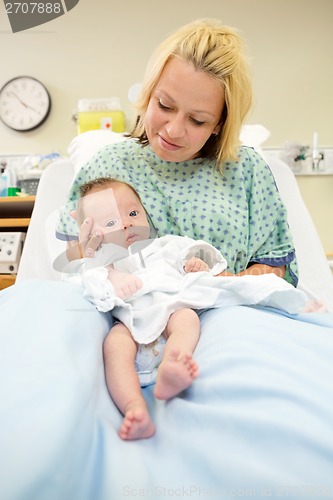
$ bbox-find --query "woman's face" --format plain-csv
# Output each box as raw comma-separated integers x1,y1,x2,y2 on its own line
144,57,225,162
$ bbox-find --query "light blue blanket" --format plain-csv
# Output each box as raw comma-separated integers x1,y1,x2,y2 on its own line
1,280,333,500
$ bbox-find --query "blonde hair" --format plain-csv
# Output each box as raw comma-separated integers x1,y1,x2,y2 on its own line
130,19,253,168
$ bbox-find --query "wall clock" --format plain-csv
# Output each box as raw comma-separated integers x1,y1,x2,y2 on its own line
0,76,51,132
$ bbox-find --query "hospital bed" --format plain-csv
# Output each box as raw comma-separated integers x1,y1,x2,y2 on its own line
1,130,333,500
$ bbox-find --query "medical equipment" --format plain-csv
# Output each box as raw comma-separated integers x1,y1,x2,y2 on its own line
0,232,25,273
77,98,125,134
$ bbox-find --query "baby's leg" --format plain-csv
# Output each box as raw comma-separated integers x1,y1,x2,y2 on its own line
103,323,155,440
154,308,200,400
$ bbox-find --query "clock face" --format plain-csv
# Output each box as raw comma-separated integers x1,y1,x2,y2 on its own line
0,76,51,131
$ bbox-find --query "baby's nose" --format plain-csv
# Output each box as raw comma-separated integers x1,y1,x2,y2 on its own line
122,219,133,229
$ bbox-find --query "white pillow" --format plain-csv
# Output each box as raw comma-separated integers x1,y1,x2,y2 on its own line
240,124,271,159
67,130,127,177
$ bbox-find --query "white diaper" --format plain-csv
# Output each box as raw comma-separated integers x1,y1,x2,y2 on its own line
135,335,166,387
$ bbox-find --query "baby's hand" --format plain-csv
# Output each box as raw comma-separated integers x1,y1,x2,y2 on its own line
107,267,143,300
184,256,209,273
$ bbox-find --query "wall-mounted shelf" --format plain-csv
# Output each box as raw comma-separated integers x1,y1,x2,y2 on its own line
0,274,16,289
0,196,35,228
294,171,333,177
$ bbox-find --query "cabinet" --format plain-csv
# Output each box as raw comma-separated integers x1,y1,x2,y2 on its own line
0,196,35,290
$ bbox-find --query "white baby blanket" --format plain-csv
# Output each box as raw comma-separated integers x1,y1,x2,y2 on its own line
65,235,308,344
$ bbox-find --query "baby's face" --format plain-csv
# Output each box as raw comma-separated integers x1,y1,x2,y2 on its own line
81,183,150,247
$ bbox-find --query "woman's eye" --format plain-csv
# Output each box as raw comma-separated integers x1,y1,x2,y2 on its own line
129,210,139,217
191,117,205,126
106,220,116,227
158,100,171,111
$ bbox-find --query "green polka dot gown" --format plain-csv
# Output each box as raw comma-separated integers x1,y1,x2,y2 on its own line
57,140,298,285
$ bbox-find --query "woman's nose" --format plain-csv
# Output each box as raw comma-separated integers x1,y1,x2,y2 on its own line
165,113,185,139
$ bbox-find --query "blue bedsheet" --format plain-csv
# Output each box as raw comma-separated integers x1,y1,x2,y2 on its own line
1,280,333,500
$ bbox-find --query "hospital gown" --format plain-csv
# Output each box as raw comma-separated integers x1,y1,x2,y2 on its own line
57,140,298,286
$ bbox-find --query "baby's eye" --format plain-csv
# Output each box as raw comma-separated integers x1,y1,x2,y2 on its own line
106,220,116,228
129,210,139,217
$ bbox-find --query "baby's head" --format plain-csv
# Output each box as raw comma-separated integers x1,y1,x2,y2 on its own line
73,177,150,247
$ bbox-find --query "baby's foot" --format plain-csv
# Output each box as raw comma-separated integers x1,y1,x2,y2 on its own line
154,350,199,400
119,403,155,440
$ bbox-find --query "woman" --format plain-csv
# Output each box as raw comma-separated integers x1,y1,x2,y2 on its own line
61,18,297,286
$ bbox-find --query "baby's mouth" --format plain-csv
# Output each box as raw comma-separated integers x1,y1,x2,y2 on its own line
126,233,139,243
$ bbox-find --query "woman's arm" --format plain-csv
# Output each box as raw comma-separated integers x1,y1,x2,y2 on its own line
218,264,286,278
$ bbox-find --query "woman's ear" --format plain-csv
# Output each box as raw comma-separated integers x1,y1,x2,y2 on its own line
212,123,222,135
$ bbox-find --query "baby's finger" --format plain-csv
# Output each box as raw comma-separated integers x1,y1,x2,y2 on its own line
199,262,209,272
128,280,142,295
184,257,209,273
134,277,143,290
117,289,126,300
184,258,195,273
122,284,135,298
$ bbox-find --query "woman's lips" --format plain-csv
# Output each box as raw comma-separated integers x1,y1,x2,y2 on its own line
158,134,182,151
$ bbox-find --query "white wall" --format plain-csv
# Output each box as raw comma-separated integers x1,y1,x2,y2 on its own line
1,0,332,251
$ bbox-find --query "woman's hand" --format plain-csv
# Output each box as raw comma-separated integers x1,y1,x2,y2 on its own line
184,256,210,273
66,217,104,261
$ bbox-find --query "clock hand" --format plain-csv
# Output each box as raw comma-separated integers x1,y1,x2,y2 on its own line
9,91,38,113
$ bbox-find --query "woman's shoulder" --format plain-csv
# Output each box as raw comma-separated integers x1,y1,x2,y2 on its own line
236,145,273,176
219,146,267,172
235,146,281,201
237,145,266,164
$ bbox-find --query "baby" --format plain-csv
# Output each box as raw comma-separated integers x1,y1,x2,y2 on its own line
69,177,307,441
71,177,226,440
